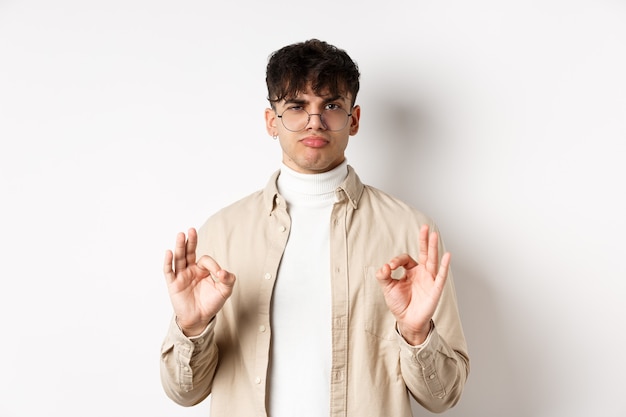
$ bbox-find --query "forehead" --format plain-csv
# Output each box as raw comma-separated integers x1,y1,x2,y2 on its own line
281,85,352,104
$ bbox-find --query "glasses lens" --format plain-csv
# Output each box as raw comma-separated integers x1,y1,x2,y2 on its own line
280,108,350,132
321,108,349,131
281,108,309,132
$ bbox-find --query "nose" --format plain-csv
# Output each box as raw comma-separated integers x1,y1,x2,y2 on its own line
306,113,327,130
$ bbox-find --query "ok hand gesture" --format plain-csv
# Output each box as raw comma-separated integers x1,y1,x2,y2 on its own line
163,228,236,336
376,225,451,346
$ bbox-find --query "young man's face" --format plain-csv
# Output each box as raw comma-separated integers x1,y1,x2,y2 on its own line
265,84,360,174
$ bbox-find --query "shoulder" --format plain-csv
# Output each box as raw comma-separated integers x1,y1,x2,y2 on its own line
195,188,267,258
360,183,435,226
202,189,265,228
200,169,279,230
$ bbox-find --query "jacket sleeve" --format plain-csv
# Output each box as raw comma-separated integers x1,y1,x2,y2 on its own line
159,316,219,406
398,270,470,413
398,324,469,412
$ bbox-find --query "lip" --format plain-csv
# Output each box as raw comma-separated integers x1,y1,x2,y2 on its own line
300,136,329,148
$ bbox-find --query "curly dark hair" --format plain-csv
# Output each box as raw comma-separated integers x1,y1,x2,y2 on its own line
266,39,360,109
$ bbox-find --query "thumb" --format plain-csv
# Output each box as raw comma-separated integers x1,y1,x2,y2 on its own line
215,269,236,287
376,263,393,283
196,255,223,277
214,269,236,301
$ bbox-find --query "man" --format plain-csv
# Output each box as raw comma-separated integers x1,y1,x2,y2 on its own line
160,39,469,417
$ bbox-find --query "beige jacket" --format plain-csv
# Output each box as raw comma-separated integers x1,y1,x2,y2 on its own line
160,166,469,417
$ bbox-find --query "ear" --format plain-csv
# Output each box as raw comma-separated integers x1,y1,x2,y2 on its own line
265,108,278,136
349,105,361,136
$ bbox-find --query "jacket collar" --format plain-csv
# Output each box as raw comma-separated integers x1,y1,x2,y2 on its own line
263,165,364,215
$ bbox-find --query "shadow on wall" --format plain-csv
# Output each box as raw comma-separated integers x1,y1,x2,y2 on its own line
426,261,529,417
362,83,532,417
357,95,436,201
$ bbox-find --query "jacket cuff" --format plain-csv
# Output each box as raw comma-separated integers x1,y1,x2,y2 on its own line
397,321,447,399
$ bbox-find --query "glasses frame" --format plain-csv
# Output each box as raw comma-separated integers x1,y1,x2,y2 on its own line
276,107,353,132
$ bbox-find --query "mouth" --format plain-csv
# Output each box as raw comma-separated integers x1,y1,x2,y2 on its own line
300,136,329,148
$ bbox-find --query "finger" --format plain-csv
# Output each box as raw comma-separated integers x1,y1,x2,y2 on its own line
196,255,222,277
376,263,393,283
173,232,188,272
197,257,237,299
212,269,236,301
185,228,198,266
435,252,451,290
418,225,430,266
426,230,440,276
388,253,418,270
215,269,237,290
163,249,175,284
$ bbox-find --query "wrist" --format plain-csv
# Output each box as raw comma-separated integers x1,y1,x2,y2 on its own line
176,316,211,337
398,320,433,346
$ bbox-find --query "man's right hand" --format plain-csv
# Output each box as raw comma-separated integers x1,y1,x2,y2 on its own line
163,228,236,337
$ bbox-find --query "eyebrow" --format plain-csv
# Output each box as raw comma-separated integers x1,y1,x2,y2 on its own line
283,94,345,105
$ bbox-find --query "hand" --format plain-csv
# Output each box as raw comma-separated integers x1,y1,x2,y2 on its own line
163,228,236,336
376,225,451,345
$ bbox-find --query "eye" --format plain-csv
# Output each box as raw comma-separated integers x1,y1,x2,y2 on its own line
287,105,304,112
324,103,341,111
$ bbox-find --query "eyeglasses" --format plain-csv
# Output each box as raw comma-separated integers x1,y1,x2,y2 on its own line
276,106,352,132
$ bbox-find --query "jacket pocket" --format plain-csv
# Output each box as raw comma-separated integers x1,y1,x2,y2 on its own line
363,266,397,341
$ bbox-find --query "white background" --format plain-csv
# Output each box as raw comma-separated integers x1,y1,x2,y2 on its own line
1,1,625,416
